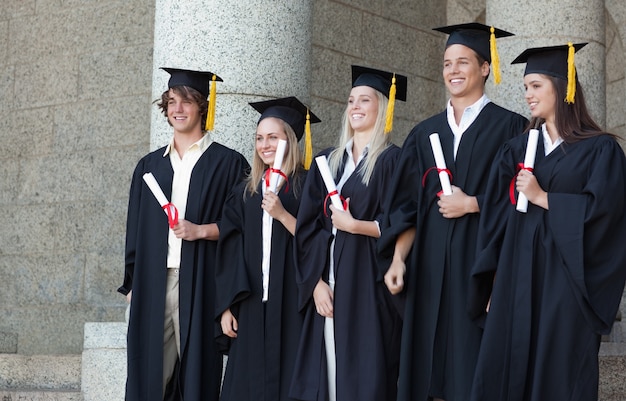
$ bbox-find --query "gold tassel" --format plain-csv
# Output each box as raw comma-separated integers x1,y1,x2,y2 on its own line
205,74,217,131
565,42,576,104
490,26,502,85
304,109,313,170
384,74,396,134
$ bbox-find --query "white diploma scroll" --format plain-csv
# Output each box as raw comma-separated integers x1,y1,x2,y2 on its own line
261,139,288,302
428,133,453,195
142,173,171,213
315,155,344,210
268,140,287,192
516,129,540,213
143,172,178,228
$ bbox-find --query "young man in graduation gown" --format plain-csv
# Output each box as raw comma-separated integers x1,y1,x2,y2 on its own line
118,68,249,401
378,24,528,401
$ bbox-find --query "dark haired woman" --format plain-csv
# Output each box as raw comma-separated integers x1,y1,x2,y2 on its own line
469,43,626,401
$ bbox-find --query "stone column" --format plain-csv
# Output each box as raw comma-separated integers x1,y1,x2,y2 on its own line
81,322,128,401
486,0,606,126
150,0,314,160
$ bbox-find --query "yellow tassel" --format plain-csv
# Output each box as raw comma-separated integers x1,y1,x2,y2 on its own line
490,26,502,85
205,74,217,131
304,109,313,170
384,74,396,134
565,42,576,104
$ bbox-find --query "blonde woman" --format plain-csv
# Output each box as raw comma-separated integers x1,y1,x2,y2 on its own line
216,97,320,401
290,66,407,401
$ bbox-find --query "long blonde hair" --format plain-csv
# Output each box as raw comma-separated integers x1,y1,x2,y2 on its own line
245,117,303,197
327,89,392,185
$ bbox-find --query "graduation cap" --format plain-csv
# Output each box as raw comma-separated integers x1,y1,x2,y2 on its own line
511,42,587,104
433,23,515,84
249,96,321,169
351,65,408,134
161,67,223,131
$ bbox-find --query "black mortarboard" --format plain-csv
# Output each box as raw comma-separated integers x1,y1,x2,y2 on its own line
511,43,587,80
249,96,321,141
432,23,514,63
161,67,223,98
161,67,224,131
512,42,587,103
351,65,408,102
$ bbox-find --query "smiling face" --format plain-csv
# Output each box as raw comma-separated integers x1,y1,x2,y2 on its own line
523,73,557,123
443,44,490,102
347,85,380,135
255,117,289,166
166,89,203,135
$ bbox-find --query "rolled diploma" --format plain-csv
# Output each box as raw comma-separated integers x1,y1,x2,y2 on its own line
261,139,287,302
516,129,539,213
315,155,344,210
428,133,452,195
268,139,287,192
142,172,170,211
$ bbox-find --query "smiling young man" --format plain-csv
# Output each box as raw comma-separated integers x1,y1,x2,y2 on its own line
378,24,528,401
118,68,249,401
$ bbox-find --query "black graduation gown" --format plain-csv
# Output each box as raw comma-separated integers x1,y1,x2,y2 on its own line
378,103,528,401
118,142,249,401
468,133,626,401
215,168,306,401
289,145,402,401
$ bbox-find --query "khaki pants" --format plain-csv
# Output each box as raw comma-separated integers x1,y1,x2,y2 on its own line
163,268,181,398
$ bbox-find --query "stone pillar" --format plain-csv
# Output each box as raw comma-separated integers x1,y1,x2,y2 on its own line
81,322,128,401
486,0,606,127
150,0,314,160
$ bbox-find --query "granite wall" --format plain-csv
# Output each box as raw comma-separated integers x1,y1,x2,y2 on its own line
0,0,624,355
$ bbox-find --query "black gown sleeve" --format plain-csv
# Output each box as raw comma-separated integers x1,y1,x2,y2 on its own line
548,136,626,334
377,129,421,270
215,185,251,318
294,151,334,312
468,140,520,322
118,158,147,296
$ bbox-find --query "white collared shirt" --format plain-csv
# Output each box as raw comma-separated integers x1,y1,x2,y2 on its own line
164,134,213,268
446,94,491,159
541,123,564,155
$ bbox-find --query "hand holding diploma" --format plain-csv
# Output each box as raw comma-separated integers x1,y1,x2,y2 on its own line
142,172,178,228
428,133,453,195
516,129,539,213
315,155,346,214
267,139,288,193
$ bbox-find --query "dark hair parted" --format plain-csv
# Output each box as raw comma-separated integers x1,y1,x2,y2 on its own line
526,75,614,143
156,86,208,130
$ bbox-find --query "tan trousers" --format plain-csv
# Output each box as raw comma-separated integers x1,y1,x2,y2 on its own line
163,268,181,398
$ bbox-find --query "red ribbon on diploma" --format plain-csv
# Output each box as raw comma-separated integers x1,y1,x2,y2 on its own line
162,203,179,229
509,163,534,204
422,166,453,196
324,190,347,217
264,168,289,193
